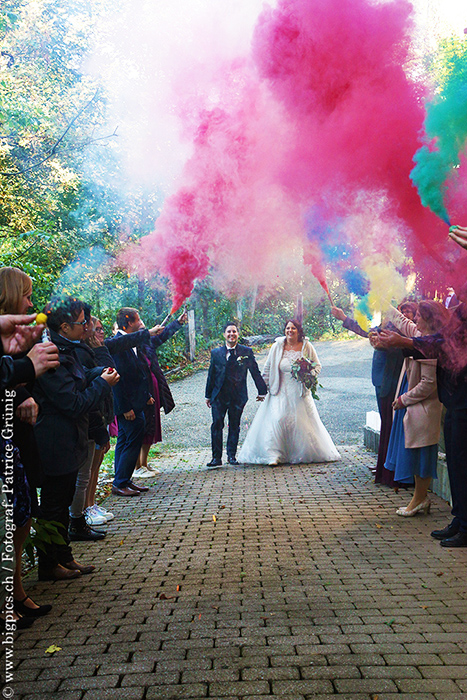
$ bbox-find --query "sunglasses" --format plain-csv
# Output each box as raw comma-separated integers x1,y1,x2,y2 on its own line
69,320,88,326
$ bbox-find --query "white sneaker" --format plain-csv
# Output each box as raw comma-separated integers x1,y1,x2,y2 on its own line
93,504,114,522
85,506,107,526
133,467,156,478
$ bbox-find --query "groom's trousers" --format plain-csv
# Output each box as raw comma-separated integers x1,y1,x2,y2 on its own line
210,397,245,460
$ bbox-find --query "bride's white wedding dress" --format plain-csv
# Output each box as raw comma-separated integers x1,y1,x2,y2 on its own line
238,345,340,465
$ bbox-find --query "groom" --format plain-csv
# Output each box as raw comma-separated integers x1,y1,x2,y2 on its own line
205,322,267,466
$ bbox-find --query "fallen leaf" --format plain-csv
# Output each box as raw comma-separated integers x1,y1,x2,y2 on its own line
118,540,124,546
385,618,396,626
199,614,202,620
220,505,226,509
176,585,180,591
158,593,174,601
436,572,444,577
212,515,217,523
45,645,62,655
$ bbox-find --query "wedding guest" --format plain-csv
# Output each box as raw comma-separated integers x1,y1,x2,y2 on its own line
0,268,58,617
134,311,187,478
383,302,449,516
377,283,467,547
33,297,119,580
444,287,459,309
331,303,417,486
0,311,58,626
82,316,115,526
110,308,169,495
68,305,110,540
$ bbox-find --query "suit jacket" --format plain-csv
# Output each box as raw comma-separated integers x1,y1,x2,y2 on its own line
109,330,152,416
205,344,267,405
32,330,111,476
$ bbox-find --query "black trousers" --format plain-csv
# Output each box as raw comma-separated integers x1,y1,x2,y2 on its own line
38,470,78,570
444,407,467,532
210,397,245,460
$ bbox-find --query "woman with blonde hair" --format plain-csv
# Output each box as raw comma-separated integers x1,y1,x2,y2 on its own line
0,266,34,315
0,266,52,618
383,300,450,516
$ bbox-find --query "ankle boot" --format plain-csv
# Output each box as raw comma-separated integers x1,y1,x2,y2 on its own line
68,515,106,541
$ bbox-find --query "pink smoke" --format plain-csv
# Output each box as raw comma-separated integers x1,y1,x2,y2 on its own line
252,0,453,279
122,0,467,308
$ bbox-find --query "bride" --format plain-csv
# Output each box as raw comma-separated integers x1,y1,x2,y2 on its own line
238,319,340,465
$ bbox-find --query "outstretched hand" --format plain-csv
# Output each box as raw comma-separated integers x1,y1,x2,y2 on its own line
0,314,42,355
449,225,467,251
331,306,346,322
376,329,413,350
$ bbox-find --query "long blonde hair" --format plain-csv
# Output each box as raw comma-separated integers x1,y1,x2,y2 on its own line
0,267,33,315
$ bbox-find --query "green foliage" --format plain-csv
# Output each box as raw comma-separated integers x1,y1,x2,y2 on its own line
23,517,67,567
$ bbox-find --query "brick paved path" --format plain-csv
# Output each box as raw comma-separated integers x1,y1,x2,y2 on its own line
14,446,467,699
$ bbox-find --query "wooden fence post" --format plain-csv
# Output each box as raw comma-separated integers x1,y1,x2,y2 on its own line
188,309,196,361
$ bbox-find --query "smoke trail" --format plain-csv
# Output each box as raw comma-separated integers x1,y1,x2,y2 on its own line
411,41,467,226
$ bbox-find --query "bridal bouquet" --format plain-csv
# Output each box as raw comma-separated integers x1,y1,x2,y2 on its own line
291,357,321,400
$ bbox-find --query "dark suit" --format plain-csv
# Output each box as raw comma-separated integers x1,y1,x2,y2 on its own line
206,344,267,461
110,330,152,488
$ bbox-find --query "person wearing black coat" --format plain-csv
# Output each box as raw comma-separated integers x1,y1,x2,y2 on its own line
32,299,119,581
205,322,267,467
110,308,176,496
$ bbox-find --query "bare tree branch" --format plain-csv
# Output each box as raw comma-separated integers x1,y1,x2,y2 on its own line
0,90,111,177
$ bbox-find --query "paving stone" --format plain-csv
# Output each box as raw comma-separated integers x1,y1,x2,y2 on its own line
14,446,467,700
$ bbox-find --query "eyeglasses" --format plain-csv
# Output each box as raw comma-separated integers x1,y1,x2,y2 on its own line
95,328,104,334
69,320,88,326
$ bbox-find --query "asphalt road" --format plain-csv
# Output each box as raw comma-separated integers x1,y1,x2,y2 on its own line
161,337,376,451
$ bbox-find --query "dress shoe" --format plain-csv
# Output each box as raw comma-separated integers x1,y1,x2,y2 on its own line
227,457,240,465
14,596,52,618
111,485,140,497
128,481,149,492
38,564,81,581
431,522,460,540
396,499,431,517
69,515,106,541
206,458,222,467
63,560,95,575
440,531,467,548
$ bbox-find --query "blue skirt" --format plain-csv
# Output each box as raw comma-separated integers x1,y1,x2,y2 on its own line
384,375,438,483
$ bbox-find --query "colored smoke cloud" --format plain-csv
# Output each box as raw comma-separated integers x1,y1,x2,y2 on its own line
411,41,467,226
94,0,467,308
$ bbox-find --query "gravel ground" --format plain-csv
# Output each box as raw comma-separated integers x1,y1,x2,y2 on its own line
161,337,377,451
